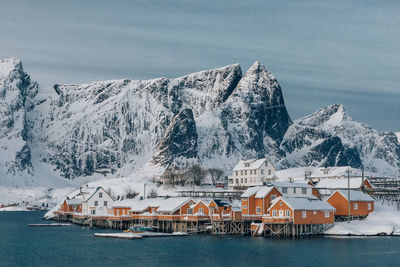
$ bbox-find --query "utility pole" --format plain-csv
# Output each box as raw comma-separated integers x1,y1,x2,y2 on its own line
347,168,351,223
361,168,365,192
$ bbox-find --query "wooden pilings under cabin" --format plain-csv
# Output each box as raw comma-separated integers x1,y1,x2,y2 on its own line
54,213,334,238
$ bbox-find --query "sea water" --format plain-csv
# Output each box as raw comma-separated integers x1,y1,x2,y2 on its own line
1,212,400,266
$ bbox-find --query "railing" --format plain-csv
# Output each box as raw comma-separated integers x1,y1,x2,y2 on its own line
181,215,210,221
262,216,293,224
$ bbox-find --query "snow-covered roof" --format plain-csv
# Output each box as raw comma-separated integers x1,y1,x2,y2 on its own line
255,186,275,198
271,197,335,211
112,198,162,211
241,186,263,198
275,166,371,181
156,197,192,213
315,178,369,189
233,158,270,171
272,181,312,188
198,199,214,207
334,190,374,202
66,198,82,205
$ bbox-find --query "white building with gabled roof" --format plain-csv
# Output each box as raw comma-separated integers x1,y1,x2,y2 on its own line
81,186,114,216
228,158,276,188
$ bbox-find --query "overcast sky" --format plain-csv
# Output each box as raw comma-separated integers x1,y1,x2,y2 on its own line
1,0,399,131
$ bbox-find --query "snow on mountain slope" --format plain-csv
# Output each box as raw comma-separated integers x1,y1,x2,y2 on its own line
31,61,291,178
396,132,400,143
280,104,400,176
0,57,399,188
0,58,38,185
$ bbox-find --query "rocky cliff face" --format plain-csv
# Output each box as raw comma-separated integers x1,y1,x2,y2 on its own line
0,58,399,185
279,104,400,175
0,58,38,183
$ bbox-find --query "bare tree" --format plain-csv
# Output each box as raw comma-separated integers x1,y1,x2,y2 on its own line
208,168,224,185
124,186,139,199
147,188,158,198
187,165,206,186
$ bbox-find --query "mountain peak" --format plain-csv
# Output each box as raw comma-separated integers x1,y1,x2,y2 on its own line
297,104,351,130
0,58,23,78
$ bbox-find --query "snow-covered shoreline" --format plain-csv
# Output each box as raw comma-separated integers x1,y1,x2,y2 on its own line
324,202,400,236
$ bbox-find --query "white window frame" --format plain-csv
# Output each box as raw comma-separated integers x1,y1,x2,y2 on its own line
353,203,358,210
242,205,247,210
367,203,372,210
94,201,98,207
99,192,103,198
256,207,261,214
104,201,107,206
272,210,277,217
285,210,290,217
282,187,287,194
324,211,330,218
313,210,316,215
271,194,276,200
302,188,307,195
199,208,204,214
187,208,193,215
302,210,307,218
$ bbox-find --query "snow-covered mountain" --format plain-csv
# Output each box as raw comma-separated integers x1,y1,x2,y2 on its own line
0,58,38,184
0,58,399,187
279,104,400,176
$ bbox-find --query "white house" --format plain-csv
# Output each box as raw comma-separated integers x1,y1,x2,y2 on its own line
270,181,315,198
81,187,114,216
228,158,276,188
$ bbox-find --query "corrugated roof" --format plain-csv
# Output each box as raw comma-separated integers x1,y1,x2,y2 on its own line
271,197,335,211
255,186,275,198
156,197,192,213
315,178,369,189
241,186,263,198
336,190,374,202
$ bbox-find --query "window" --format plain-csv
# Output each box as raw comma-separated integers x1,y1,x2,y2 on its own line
261,169,264,175
279,201,282,206
104,201,108,206
241,171,243,175
250,170,252,175
235,171,238,176
256,207,261,214
187,208,193,214
325,211,330,218
313,210,316,215
99,192,103,198
91,210,96,215
368,203,372,210
245,178,247,183
242,205,247,210
271,194,276,200
245,163,250,167
272,210,277,217
302,210,307,218
302,188,307,195
353,203,358,210
94,201,98,206
245,170,247,175
268,170,272,175
293,187,297,194
254,170,257,175
285,210,290,217
265,162,268,167
236,179,239,184
241,178,243,183
282,187,287,194
199,208,204,213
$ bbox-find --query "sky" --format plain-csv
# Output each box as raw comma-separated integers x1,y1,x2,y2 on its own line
0,0,399,131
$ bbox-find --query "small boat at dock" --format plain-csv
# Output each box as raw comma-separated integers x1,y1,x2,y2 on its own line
94,232,188,239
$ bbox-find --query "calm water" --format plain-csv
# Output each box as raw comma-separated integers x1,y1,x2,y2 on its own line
1,212,400,267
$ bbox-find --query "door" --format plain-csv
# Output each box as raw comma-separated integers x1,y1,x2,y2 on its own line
279,210,284,217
